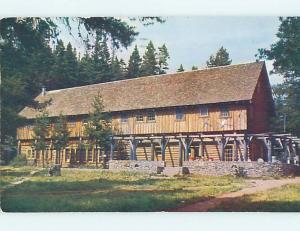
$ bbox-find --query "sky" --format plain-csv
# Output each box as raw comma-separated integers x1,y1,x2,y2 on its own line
61,16,282,85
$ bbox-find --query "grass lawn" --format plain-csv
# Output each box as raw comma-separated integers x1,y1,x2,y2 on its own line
1,166,245,212
211,183,300,212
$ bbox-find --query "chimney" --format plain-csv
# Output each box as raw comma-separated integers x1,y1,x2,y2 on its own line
42,87,46,96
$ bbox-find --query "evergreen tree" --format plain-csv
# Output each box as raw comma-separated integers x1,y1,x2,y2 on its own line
206,46,232,67
79,52,94,85
111,56,127,81
140,41,158,76
127,45,142,78
84,93,112,168
158,44,170,74
64,43,79,86
51,113,69,165
91,34,111,83
257,17,300,136
31,111,50,168
177,64,185,72
192,65,198,70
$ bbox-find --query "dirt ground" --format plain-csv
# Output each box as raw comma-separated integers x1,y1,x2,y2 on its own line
170,177,300,212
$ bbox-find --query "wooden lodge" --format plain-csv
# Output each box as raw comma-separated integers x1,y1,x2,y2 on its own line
17,61,300,167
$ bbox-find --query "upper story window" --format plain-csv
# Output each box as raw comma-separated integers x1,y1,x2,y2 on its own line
147,110,156,121
120,113,128,123
220,106,230,117
199,106,209,117
136,112,144,122
175,108,184,120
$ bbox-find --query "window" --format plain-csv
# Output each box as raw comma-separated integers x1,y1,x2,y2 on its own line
136,112,144,122
120,113,128,123
199,106,208,117
175,108,184,120
224,145,233,161
220,106,230,117
147,110,156,121
88,149,93,161
65,149,70,160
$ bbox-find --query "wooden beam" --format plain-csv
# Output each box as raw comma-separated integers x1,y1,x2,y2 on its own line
179,139,183,166
110,139,115,161
129,138,137,160
150,142,155,161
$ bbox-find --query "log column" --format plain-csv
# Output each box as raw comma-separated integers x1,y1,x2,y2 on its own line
179,139,183,166
150,142,155,161
110,138,115,161
129,138,137,160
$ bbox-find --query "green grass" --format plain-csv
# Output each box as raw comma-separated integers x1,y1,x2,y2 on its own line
211,184,300,212
0,166,245,212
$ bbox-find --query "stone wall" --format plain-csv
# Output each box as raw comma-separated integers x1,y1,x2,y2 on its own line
183,160,300,177
109,160,165,174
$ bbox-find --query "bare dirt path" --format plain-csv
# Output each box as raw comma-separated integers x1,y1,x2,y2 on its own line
170,177,300,212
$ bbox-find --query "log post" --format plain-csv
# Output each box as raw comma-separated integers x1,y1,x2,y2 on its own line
234,138,239,161
110,138,115,161
161,137,166,161
243,135,249,161
219,136,225,161
150,142,155,161
17,140,21,156
179,139,183,166
129,138,137,160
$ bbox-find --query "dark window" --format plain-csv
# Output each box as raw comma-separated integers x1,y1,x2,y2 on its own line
88,149,93,161
147,110,156,121
220,106,230,117
199,106,209,117
224,145,233,161
175,108,184,120
136,112,143,122
65,149,70,160
120,113,128,123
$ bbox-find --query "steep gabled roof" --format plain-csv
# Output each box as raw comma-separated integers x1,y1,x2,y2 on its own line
19,61,266,119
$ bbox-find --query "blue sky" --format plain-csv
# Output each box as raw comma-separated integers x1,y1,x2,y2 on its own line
61,16,282,85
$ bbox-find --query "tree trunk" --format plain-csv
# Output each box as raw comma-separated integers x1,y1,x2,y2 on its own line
42,149,45,168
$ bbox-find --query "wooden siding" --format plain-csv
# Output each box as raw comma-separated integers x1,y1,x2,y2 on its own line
17,104,248,140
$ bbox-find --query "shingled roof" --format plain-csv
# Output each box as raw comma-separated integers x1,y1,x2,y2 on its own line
19,61,267,119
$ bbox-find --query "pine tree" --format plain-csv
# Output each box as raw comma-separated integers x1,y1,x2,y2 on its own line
192,65,198,70
177,64,185,72
257,17,300,136
64,43,79,87
51,113,69,165
84,93,112,168
32,110,50,168
91,34,111,83
127,45,142,78
158,44,170,74
111,56,127,81
140,41,158,76
206,46,232,67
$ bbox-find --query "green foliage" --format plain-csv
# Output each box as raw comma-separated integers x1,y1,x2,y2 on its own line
177,64,184,72
257,17,300,136
158,44,170,74
0,144,17,165
206,46,232,67
191,65,198,70
84,93,112,154
140,41,158,76
51,113,69,164
127,45,142,78
9,154,27,167
111,56,127,81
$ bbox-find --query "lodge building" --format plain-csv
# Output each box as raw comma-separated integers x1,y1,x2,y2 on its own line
17,61,300,167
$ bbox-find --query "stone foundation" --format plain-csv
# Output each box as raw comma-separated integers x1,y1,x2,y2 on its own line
109,160,165,174
183,160,300,177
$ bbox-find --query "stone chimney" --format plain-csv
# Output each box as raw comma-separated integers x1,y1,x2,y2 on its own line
42,87,46,96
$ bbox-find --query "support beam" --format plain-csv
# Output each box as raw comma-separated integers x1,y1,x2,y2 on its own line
262,136,273,162
181,137,193,161
179,139,183,166
110,139,115,161
129,138,137,160
159,137,169,161
234,138,239,161
150,142,155,161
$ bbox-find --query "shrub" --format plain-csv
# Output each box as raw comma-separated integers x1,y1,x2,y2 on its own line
0,144,17,165
10,154,27,167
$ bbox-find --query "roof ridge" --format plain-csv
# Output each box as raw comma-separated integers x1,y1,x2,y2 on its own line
45,61,264,94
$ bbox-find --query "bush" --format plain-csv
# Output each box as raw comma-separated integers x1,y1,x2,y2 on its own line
0,144,17,165
10,154,27,167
